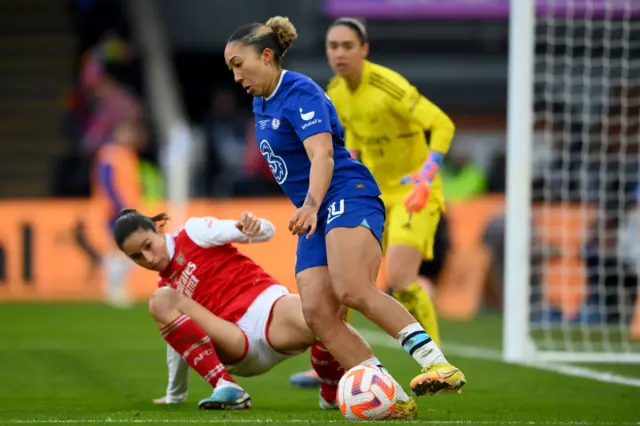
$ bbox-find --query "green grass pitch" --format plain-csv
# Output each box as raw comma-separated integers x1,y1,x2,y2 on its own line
0,303,638,425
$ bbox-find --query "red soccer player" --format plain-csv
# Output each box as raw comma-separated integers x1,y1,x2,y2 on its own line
112,209,350,410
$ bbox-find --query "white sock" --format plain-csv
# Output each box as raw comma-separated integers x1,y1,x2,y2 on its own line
396,322,447,368
215,377,243,391
359,357,409,402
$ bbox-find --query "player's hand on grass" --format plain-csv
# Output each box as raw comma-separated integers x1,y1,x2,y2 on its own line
235,211,262,236
153,396,184,405
289,205,318,238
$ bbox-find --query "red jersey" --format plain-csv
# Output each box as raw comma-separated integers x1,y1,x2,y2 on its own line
158,216,278,323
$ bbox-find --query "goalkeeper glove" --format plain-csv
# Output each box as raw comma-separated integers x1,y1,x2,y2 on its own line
400,152,444,214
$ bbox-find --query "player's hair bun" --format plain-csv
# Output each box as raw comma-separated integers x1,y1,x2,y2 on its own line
265,16,298,55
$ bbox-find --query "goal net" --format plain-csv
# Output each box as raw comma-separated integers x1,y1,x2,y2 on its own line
505,0,640,363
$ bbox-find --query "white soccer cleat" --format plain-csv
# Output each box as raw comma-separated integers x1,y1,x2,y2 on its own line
319,391,338,410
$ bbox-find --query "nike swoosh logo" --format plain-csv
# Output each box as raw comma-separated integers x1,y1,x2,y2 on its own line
326,214,342,224
300,108,315,121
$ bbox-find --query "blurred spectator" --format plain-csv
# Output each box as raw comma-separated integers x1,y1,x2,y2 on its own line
617,184,640,322
531,102,586,202
481,212,551,312
441,152,487,202
56,30,145,197
92,120,147,307
71,0,129,71
197,88,281,197
582,83,640,324
199,88,249,196
79,58,142,155
487,152,506,193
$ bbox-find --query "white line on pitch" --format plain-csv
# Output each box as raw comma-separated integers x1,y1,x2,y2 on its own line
5,420,639,425
358,330,640,388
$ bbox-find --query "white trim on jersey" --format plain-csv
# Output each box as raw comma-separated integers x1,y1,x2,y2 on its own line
265,70,288,101
165,233,176,261
184,217,275,248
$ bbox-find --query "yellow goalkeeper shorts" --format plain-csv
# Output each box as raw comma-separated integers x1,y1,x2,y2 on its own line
383,200,442,260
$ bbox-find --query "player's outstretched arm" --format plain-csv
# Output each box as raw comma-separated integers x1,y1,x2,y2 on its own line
184,215,276,247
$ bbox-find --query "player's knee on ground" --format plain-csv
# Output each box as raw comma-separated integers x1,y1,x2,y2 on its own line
148,287,181,325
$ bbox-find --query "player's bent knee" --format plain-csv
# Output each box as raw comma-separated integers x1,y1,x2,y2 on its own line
300,299,324,330
300,298,341,340
148,287,180,322
336,289,368,313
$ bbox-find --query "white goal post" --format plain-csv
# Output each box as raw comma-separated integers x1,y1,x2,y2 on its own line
504,0,640,364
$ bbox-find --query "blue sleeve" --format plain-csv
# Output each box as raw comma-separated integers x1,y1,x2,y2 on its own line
98,162,125,212
285,87,333,142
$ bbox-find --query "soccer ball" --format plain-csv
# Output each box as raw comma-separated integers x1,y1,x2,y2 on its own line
337,364,397,420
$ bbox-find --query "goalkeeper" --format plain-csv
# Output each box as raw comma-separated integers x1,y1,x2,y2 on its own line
291,17,455,388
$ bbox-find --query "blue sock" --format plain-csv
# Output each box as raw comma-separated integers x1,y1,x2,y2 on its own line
401,330,432,355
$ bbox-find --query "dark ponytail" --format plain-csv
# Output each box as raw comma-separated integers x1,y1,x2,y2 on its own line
113,209,169,249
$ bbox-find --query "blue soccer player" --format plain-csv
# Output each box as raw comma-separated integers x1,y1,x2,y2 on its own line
224,16,466,416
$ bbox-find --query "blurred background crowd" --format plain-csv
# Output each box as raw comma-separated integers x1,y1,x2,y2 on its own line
1,0,638,323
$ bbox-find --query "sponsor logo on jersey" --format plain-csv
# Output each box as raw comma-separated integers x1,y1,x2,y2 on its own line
176,261,199,298
301,118,323,131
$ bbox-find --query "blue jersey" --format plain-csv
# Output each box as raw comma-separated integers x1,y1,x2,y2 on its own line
253,70,381,209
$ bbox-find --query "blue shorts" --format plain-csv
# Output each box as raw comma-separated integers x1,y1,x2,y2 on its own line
295,196,385,275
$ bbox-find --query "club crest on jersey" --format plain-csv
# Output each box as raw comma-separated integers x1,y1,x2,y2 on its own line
176,252,186,266
271,118,280,129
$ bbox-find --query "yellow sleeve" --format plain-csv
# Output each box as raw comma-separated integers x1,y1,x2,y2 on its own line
344,126,360,153
387,76,455,154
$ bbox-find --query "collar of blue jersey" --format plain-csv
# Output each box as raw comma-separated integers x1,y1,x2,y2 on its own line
264,69,288,101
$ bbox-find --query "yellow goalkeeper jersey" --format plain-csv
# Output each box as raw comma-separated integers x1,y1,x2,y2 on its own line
327,60,455,208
